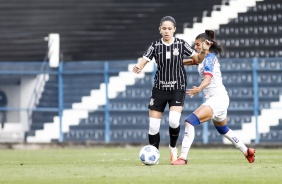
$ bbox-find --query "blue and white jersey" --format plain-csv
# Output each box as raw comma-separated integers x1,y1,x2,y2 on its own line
198,52,227,98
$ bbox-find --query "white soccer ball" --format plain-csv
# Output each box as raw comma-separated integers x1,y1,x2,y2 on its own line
139,145,160,165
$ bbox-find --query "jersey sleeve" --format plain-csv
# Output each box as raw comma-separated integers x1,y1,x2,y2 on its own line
143,42,156,62
203,53,216,77
183,41,196,57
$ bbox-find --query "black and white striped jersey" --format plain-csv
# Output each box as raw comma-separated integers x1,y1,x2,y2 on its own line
143,37,195,91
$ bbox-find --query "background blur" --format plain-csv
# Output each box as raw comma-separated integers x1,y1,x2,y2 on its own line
0,0,281,146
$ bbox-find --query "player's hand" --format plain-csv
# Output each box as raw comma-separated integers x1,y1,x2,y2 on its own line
133,65,142,74
202,40,213,51
186,86,199,98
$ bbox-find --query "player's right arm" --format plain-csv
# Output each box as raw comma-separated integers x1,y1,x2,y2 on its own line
183,58,198,66
133,42,155,74
186,75,212,98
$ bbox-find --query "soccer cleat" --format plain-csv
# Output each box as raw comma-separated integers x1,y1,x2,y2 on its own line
169,145,178,162
245,148,255,163
170,157,188,165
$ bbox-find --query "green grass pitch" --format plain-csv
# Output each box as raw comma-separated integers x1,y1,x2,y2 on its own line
0,146,281,184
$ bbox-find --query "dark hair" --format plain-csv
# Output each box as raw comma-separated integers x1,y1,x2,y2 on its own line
160,16,176,27
196,30,222,54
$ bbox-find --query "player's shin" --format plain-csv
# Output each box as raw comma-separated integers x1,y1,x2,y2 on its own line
148,133,160,149
168,111,181,148
169,125,180,148
216,125,248,154
179,122,195,160
148,117,161,149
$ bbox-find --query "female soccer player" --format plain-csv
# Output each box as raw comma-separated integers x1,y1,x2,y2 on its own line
171,30,255,165
132,16,211,162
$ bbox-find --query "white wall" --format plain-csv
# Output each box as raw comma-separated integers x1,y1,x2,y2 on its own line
0,76,37,131
20,77,38,131
0,85,20,122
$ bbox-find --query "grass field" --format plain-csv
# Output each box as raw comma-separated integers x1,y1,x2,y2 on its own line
0,146,281,184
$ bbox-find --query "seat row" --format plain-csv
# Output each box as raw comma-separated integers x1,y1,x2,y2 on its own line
63,129,225,143
80,112,253,127
101,101,272,111
219,37,282,47
259,59,282,70
218,25,282,36
221,50,282,58
250,2,281,12
259,130,282,143
63,128,282,143
231,13,281,24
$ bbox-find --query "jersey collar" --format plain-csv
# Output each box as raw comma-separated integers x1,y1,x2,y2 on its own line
161,37,175,46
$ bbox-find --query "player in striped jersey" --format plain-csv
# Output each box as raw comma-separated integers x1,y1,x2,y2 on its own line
171,30,255,165
133,16,211,162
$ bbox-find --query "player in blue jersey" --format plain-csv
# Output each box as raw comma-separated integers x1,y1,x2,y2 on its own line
171,30,255,165
133,16,211,163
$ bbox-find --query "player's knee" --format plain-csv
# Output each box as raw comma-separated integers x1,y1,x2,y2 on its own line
148,117,161,135
185,113,200,126
169,111,180,128
215,124,229,134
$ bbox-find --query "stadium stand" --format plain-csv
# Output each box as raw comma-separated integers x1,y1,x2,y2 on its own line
53,58,281,144
23,0,224,142
216,0,282,58
0,0,281,144
26,60,134,139
0,0,223,61
40,58,280,144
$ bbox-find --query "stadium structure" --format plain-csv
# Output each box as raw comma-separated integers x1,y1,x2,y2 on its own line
0,0,281,146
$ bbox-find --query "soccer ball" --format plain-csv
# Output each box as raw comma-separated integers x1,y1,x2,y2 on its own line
139,145,160,165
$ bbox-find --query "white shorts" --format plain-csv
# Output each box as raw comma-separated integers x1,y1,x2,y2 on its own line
202,93,229,122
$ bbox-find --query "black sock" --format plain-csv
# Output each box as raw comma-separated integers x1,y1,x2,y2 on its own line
169,125,180,147
148,132,160,149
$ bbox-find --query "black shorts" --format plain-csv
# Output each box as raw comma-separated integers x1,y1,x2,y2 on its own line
148,87,186,112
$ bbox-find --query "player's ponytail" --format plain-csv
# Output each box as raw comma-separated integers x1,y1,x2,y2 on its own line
196,30,223,55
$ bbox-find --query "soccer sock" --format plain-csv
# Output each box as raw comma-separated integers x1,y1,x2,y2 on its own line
223,128,248,154
169,125,180,148
148,117,161,149
149,132,160,149
179,122,195,160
